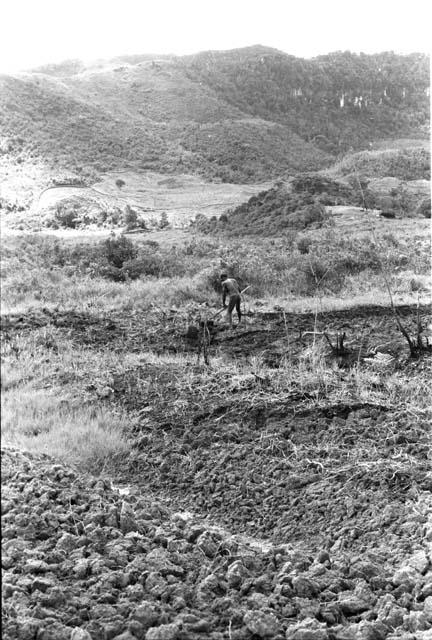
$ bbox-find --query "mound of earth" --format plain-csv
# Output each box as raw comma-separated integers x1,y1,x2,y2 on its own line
2,447,432,640
127,398,432,550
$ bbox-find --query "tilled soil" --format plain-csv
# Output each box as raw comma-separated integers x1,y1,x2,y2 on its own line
210,305,432,366
2,304,431,364
2,303,432,639
2,447,432,640
127,399,432,555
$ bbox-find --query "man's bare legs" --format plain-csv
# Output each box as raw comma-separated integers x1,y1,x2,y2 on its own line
227,294,241,329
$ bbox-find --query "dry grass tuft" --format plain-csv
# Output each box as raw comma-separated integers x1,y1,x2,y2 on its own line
1,386,131,472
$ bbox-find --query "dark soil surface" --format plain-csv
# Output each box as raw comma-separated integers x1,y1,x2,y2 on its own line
2,304,431,365
126,398,432,553
208,305,432,366
2,448,432,640
2,303,432,639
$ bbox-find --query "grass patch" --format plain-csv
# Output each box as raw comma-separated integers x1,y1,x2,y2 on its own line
1,222,430,314
0,330,136,473
1,386,131,473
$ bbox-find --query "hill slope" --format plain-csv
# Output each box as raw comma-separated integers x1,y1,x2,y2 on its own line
0,46,429,203
182,47,430,154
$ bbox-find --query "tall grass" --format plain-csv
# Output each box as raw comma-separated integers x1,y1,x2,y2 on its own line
2,225,429,315
0,332,137,473
1,386,131,472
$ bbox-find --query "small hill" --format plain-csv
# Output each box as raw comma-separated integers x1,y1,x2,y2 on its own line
195,176,356,235
198,162,431,235
327,147,430,181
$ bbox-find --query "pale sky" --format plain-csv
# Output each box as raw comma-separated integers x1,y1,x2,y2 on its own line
0,0,431,73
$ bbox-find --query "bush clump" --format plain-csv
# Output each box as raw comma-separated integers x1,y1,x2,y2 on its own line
193,181,335,236
45,197,148,231
74,236,190,282
416,197,431,218
53,200,80,228
103,235,137,269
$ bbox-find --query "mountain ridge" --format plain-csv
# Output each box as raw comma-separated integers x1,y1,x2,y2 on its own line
0,46,429,210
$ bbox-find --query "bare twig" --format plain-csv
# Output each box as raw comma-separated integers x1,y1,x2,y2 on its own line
354,167,429,358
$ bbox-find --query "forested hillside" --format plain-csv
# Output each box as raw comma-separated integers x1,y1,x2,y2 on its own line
182,46,430,154
0,46,429,189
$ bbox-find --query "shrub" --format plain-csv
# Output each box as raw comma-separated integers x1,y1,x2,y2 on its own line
410,277,424,292
85,238,189,281
159,212,170,229
54,202,79,228
115,178,125,189
297,236,313,254
123,205,138,230
106,208,122,226
416,197,431,218
96,264,125,281
192,214,213,233
289,203,328,229
102,235,137,269
143,240,160,250
122,254,163,278
318,192,335,206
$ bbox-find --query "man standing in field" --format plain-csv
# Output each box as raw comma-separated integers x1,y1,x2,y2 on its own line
220,273,242,329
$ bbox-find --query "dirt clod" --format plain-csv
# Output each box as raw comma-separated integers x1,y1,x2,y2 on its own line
2,447,432,640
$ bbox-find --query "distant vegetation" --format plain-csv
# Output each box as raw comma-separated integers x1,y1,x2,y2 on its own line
0,47,429,186
183,47,430,155
179,119,330,182
328,147,430,181
44,198,148,231
416,196,431,218
193,161,431,236
193,176,360,236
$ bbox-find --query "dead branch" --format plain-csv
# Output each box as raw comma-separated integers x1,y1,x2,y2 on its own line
355,167,431,359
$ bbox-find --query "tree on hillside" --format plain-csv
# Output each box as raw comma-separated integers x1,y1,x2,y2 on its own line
159,212,170,229
123,205,138,230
